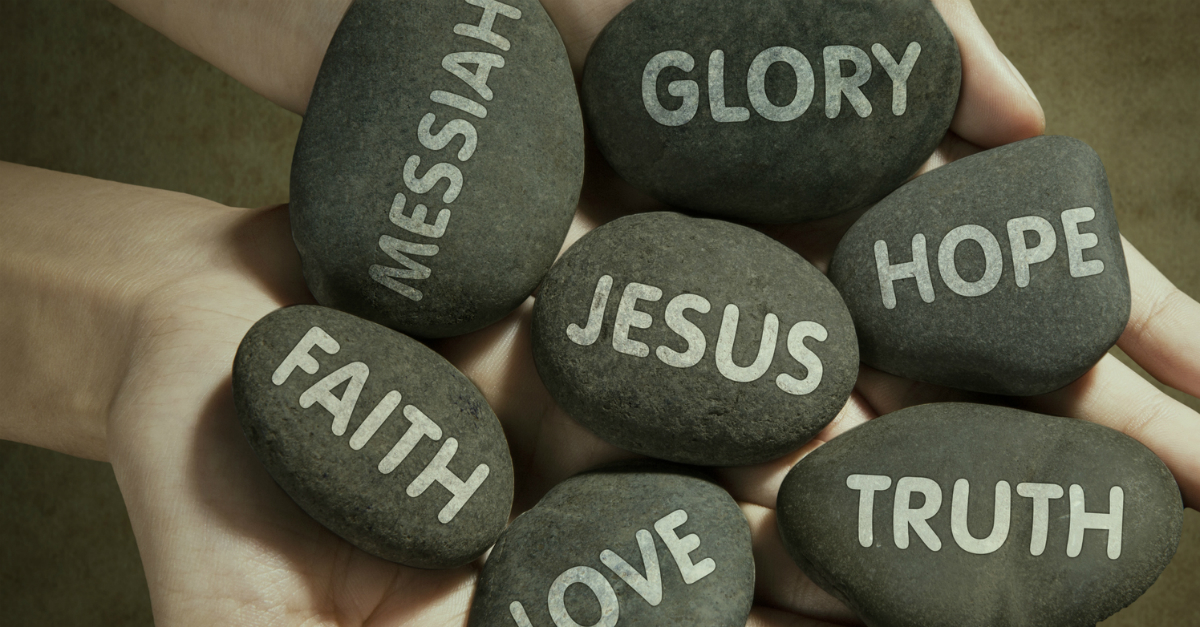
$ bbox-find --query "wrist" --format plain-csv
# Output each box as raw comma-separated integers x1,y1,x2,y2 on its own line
0,162,271,459
107,0,353,114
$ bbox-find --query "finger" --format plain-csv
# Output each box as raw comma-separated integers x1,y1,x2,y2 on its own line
852,364,1007,419
1117,236,1200,399
930,0,1045,147
748,606,855,627
742,503,863,626
109,0,351,114
1024,353,1200,509
717,392,875,509
539,0,632,75
912,130,986,177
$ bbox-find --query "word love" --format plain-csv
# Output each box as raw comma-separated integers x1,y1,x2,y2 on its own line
875,206,1105,309
567,275,828,395
275,326,488,523
370,0,523,301
508,509,715,627
643,43,921,127
848,475,1125,559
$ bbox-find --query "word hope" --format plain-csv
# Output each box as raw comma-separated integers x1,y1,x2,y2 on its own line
874,207,1106,309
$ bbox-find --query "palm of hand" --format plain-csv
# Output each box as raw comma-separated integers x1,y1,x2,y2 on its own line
103,207,482,625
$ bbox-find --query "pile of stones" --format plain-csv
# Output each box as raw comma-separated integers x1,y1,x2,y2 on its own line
231,0,1184,625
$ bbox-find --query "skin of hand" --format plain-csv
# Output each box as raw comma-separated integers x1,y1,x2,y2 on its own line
0,0,1194,625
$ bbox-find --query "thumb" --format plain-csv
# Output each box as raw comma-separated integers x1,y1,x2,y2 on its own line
933,0,1046,147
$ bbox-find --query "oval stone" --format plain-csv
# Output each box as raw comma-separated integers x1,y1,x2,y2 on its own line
776,402,1183,627
468,462,754,627
291,0,584,338
828,136,1130,395
532,212,858,466
581,0,960,224
232,305,514,569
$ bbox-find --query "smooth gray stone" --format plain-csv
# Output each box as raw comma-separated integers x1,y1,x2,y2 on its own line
291,0,584,338
532,212,858,466
776,402,1183,627
468,462,754,627
581,0,960,224
828,136,1130,395
232,305,514,569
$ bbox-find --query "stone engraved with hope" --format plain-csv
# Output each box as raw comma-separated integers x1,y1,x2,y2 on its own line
370,0,523,301
273,326,489,524
568,275,829,395
642,42,922,126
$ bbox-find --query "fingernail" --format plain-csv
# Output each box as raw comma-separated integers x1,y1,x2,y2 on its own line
1003,54,1040,105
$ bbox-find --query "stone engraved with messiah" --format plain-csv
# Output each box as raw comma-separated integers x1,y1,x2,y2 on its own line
291,0,583,338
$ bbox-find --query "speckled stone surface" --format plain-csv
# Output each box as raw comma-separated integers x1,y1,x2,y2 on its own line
468,461,754,627
232,305,514,569
829,136,1130,395
776,402,1184,627
291,0,584,338
532,212,858,466
581,0,960,224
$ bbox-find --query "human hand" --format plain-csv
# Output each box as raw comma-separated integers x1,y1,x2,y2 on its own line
8,0,1193,625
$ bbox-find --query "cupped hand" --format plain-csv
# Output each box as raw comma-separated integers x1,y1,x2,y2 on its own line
83,1,1199,626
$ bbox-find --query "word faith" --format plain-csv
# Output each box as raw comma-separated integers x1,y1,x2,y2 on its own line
274,326,489,524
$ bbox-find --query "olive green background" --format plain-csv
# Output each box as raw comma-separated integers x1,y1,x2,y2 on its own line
0,0,1196,624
